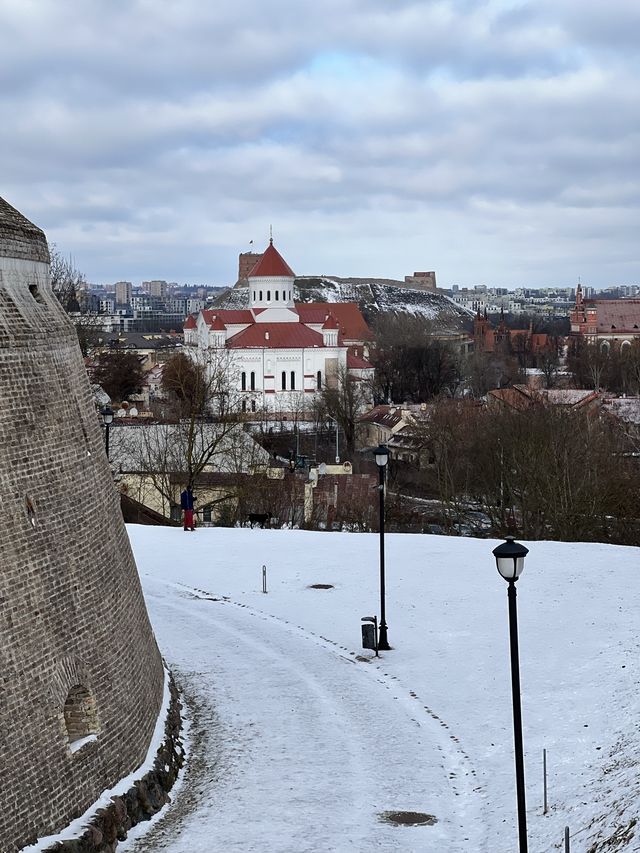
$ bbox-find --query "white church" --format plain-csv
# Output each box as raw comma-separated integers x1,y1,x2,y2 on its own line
183,240,374,415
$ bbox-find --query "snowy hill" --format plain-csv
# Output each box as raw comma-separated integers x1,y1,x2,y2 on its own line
118,527,639,853
213,276,472,332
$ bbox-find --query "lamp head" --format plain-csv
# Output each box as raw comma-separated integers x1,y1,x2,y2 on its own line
101,405,114,426
493,535,529,582
372,444,389,468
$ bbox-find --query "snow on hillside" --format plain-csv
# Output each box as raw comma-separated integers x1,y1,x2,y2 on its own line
122,527,640,853
213,276,471,332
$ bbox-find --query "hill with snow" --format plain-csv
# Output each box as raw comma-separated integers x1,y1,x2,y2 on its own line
116,527,639,853
213,276,472,333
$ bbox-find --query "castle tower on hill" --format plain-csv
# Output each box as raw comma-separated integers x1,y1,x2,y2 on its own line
0,197,165,851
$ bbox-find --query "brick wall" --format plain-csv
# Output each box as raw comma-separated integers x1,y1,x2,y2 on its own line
0,200,164,851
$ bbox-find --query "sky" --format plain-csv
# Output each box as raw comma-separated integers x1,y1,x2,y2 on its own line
1,0,639,288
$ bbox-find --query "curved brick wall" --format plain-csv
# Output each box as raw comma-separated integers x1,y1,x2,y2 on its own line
0,198,164,851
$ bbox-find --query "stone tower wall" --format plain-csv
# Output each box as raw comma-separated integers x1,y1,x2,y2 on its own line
0,199,165,851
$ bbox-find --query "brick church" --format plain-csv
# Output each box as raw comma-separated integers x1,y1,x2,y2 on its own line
570,282,640,350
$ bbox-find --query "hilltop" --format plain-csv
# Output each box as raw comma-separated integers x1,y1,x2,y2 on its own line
213,275,473,333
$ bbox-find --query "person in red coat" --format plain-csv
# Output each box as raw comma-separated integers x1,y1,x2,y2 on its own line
180,487,196,531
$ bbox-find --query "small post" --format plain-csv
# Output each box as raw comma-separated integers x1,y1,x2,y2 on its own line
543,748,548,814
262,564,267,594
564,826,570,852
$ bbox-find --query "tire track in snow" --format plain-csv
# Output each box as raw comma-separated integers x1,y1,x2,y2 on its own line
158,576,488,852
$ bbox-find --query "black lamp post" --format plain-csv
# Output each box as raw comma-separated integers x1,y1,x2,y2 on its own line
493,535,529,853
373,444,390,650
101,406,114,459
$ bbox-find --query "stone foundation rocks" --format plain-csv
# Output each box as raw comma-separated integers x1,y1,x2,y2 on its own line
44,674,185,853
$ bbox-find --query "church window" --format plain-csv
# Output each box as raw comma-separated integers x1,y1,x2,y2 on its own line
253,291,256,300
290,371,296,390
250,371,256,391
64,685,99,747
241,400,247,412
275,291,279,301
317,370,322,390
281,371,286,390
267,290,271,301
283,290,286,301
241,372,246,391
259,290,263,300
251,400,256,412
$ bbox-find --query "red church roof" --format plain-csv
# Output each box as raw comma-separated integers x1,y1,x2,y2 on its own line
210,314,226,330
248,240,295,278
202,309,254,326
227,323,323,349
297,303,373,341
322,313,339,330
184,314,197,329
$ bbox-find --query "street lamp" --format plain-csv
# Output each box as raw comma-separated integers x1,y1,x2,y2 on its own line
493,535,530,853
373,444,390,650
328,415,340,464
101,406,114,459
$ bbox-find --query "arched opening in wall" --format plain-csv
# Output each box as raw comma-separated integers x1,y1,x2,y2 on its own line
621,340,631,352
267,290,271,301
275,291,279,301
250,371,256,391
25,495,37,528
601,341,610,354
64,685,99,749
28,283,45,305
290,371,296,390
241,371,246,391
317,370,322,390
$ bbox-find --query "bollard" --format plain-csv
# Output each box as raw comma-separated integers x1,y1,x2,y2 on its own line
262,564,267,594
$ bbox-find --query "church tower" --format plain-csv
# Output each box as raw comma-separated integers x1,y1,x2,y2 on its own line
0,197,165,851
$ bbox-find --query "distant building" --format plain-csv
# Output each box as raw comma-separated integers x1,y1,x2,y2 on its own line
570,283,640,350
184,240,374,415
114,280,132,306
403,271,437,291
143,279,168,298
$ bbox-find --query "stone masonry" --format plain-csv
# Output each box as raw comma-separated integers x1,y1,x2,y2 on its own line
0,197,165,851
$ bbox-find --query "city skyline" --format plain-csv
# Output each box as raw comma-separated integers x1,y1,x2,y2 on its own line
2,0,639,288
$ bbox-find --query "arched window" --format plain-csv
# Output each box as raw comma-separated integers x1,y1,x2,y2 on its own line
290,371,296,390
241,400,247,412
250,371,256,391
259,290,263,300
281,371,286,390
275,291,279,301
601,341,610,354
267,290,271,301
241,372,246,391
622,340,631,352
253,291,256,300
283,290,286,301
317,370,322,390
64,685,99,746
251,400,256,412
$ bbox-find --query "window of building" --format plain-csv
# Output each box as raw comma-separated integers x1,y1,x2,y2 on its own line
64,685,99,747
170,505,182,522
275,291,279,301
253,291,256,300
260,290,263,300
281,371,286,390
267,290,271,301
250,371,256,391
251,400,256,412
203,507,212,522
317,370,322,390
283,290,286,301
29,283,45,305
241,372,246,391
242,400,247,412
290,371,295,390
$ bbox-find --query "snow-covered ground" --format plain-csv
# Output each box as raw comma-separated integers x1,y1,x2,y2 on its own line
122,527,640,853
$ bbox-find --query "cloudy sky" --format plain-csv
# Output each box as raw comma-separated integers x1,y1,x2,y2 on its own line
2,0,639,288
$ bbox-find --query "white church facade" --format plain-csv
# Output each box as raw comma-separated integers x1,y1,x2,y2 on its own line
183,240,374,415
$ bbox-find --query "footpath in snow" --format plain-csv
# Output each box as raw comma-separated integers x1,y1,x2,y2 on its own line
121,527,640,853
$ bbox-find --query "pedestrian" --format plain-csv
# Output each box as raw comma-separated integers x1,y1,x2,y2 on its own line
180,487,196,531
